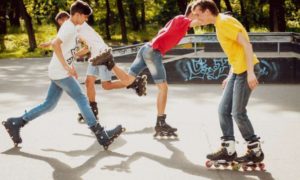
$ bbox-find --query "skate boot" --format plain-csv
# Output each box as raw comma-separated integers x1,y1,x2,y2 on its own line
126,75,147,96
154,114,178,139
2,116,28,147
78,102,99,123
90,102,99,120
90,123,125,150
235,140,265,171
90,48,115,70
206,140,238,170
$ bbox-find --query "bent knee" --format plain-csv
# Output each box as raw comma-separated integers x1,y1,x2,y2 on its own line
157,82,168,91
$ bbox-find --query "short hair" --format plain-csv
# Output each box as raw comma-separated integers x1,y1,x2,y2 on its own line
55,11,70,22
185,2,194,16
70,0,93,16
192,0,219,16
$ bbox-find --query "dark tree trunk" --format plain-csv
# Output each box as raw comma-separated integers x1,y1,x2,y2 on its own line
128,0,140,31
269,0,286,32
116,0,128,43
105,0,111,40
177,0,187,14
141,0,146,30
223,0,233,12
18,0,37,51
239,0,250,31
214,0,221,11
0,0,7,51
9,0,20,27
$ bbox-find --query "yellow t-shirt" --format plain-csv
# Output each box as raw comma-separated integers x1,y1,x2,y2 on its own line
214,14,259,74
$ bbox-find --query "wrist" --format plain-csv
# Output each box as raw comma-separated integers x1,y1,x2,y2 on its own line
64,65,70,71
247,69,254,75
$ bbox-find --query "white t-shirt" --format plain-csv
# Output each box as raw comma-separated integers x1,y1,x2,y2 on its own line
48,19,77,80
76,22,109,60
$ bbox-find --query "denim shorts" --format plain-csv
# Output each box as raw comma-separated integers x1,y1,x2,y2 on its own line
128,44,166,84
86,63,112,81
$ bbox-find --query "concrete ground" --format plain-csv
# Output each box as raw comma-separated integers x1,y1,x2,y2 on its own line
0,58,299,180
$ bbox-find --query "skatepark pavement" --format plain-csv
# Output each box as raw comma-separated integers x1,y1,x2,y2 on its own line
0,58,299,180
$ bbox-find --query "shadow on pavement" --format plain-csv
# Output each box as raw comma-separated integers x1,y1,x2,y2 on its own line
101,128,275,180
2,137,128,180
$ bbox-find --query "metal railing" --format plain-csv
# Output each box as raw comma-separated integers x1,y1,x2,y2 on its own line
112,32,300,57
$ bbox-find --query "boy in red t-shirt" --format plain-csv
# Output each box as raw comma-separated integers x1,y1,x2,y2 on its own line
91,3,201,138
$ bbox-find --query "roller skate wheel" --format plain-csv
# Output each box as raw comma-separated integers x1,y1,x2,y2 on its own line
213,162,220,168
103,146,108,150
258,163,265,171
121,128,126,132
242,165,248,171
231,163,240,171
205,160,213,168
2,121,5,125
222,163,229,169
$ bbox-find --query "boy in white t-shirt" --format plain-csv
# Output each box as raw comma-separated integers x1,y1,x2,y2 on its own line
75,22,147,123
2,0,124,150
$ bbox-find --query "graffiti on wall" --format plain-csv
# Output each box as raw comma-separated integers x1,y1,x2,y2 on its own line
257,59,280,81
175,58,230,81
175,58,280,82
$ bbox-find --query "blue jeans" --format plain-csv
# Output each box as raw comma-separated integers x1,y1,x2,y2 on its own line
129,44,166,84
22,77,97,127
218,65,261,142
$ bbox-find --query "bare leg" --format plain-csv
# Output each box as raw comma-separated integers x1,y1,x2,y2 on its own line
156,82,168,115
86,75,97,102
102,80,126,90
111,65,136,86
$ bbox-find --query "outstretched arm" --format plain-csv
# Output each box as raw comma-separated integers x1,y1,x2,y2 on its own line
39,40,52,48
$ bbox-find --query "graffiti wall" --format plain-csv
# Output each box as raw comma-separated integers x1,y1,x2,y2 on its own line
141,57,299,84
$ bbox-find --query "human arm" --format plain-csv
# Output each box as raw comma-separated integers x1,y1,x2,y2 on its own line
51,37,77,77
236,32,258,90
222,67,232,89
75,46,89,58
39,40,52,48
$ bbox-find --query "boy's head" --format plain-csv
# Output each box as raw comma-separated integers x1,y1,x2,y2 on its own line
55,11,70,26
70,0,92,25
192,0,219,25
185,2,194,17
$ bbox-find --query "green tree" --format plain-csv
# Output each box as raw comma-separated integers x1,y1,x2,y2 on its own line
127,0,140,31
116,0,128,43
18,0,37,51
0,0,7,51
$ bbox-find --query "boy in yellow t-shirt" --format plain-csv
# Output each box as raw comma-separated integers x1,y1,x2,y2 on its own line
193,0,264,166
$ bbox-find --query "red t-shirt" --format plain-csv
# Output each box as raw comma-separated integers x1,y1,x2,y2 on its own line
150,15,192,55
